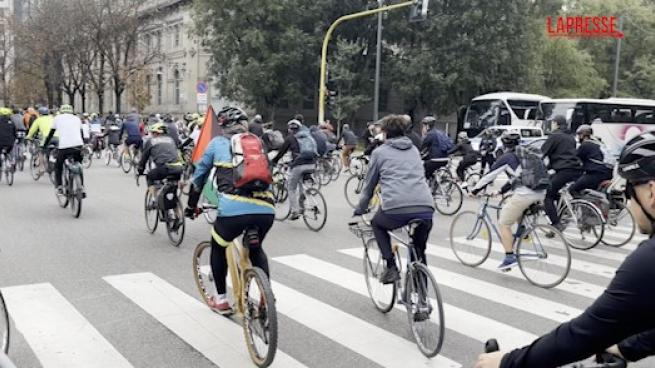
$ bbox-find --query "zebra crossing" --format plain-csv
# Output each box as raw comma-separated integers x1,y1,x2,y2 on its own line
1,224,650,368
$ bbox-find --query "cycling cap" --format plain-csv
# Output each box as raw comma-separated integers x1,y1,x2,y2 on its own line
618,131,655,183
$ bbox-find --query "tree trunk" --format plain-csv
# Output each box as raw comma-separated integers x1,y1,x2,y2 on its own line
81,89,86,112
97,54,105,114
97,92,104,114
115,87,123,113
66,91,75,109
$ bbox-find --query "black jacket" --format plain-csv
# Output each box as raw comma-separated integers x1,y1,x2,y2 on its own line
502,236,655,367
272,134,315,168
0,116,16,147
448,140,478,161
541,129,582,171
578,140,611,174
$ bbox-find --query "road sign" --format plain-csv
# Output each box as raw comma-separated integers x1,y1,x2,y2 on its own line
196,81,208,94
409,0,429,22
196,93,208,104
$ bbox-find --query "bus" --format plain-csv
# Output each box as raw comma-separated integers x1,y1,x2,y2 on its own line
538,97,655,156
460,92,550,137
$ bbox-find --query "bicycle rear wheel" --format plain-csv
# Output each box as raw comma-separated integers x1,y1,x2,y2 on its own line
330,156,341,181
517,224,570,288
302,188,327,232
363,238,396,313
559,199,604,250
601,201,635,248
120,151,132,173
56,172,69,208
0,291,9,354
5,165,13,186
144,190,159,233
104,149,112,166
344,175,364,209
70,175,83,218
433,179,463,216
30,155,41,181
449,211,492,266
272,177,290,221
405,263,445,358
165,199,185,247
242,267,278,368
192,241,213,306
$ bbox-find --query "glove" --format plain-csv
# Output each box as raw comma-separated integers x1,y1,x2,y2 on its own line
353,208,369,216
184,207,198,219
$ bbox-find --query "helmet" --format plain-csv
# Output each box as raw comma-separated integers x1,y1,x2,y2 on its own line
60,104,73,114
217,106,248,127
38,106,49,115
576,124,593,137
149,122,167,134
192,113,200,120
82,112,89,118
458,132,469,140
421,116,437,127
501,131,521,147
0,107,11,116
252,114,263,124
287,119,302,130
617,131,655,183
90,113,97,119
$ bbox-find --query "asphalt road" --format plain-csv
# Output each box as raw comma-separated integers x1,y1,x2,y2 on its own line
0,159,652,368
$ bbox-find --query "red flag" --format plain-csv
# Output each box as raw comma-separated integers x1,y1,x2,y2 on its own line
191,105,222,164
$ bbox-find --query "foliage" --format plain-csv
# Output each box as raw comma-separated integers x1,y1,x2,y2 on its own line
329,38,371,122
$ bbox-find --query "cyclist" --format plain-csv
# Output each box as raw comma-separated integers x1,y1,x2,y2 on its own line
541,115,582,231
470,132,545,270
272,119,318,220
353,115,434,284
249,114,264,137
163,115,181,147
22,107,38,130
475,131,655,368
42,105,85,195
569,124,613,195
27,106,56,174
479,129,498,174
363,120,384,156
309,125,328,157
339,124,358,171
420,116,453,179
185,107,275,314
11,108,27,155
403,115,423,149
137,123,183,196
0,107,16,169
449,131,479,187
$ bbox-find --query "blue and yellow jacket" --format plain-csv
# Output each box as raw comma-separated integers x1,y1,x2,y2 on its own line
192,136,274,217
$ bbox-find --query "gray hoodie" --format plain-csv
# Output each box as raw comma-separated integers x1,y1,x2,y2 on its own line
357,136,434,212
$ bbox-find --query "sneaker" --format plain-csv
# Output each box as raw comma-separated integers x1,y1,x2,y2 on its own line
56,186,64,195
289,212,301,221
497,254,517,271
379,265,400,284
208,296,233,315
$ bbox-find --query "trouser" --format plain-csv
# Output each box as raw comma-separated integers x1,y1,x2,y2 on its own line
125,136,143,150
0,145,13,169
341,144,356,168
210,214,275,294
55,147,83,187
456,157,477,182
146,165,182,186
480,154,495,173
371,210,433,265
570,171,613,196
424,160,447,179
544,168,583,226
288,164,315,212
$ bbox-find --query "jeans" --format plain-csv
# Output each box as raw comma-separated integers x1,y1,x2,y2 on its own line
288,164,315,212
371,210,433,265
55,147,83,187
544,168,583,226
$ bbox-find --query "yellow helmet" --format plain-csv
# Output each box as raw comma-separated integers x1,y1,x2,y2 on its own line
0,107,12,116
149,122,167,134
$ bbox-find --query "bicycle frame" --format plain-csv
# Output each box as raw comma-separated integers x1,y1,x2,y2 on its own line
226,239,252,316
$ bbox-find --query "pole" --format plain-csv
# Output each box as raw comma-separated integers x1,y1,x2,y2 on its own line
373,1,383,123
612,16,623,97
318,0,416,124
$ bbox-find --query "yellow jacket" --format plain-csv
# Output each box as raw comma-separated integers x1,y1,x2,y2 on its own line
27,116,57,145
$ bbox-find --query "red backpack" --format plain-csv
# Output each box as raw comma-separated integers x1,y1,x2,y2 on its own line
231,133,273,191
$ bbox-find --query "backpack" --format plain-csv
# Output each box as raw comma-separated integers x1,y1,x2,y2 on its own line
295,129,318,160
265,130,284,150
515,145,550,190
311,130,328,156
589,140,616,169
231,133,273,192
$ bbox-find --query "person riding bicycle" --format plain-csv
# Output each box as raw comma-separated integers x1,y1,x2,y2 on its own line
137,122,184,193
403,115,423,149
163,115,181,147
249,114,264,138
541,115,583,232
475,131,655,368
11,108,26,135
309,125,328,157
0,108,16,168
353,114,434,284
22,107,38,130
185,106,275,314
363,120,384,156
569,124,613,195
339,124,358,172
120,109,143,151
272,119,318,220
449,131,479,187
470,132,546,270
420,116,453,180
479,129,498,174
43,105,85,195
27,107,56,174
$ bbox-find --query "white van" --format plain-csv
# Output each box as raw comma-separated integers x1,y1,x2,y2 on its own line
462,92,549,137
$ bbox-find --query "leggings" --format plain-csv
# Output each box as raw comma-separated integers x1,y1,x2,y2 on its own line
210,214,275,294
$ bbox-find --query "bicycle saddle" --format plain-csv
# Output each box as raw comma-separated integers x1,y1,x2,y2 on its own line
406,219,429,236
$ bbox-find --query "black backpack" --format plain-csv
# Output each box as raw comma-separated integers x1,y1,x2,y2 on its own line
515,146,550,190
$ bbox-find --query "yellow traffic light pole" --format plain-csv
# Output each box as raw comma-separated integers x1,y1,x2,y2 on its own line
318,0,416,124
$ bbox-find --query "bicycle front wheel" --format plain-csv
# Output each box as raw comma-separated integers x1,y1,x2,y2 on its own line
192,241,213,306
344,175,364,209
517,224,571,288
560,199,604,250
272,177,290,221
30,155,41,181
104,149,112,166
433,179,463,216
405,263,445,358
242,267,278,368
144,190,159,233
330,156,341,181
363,238,396,313
302,188,327,232
602,201,635,248
5,165,13,186
70,175,83,218
449,211,492,266
0,291,9,353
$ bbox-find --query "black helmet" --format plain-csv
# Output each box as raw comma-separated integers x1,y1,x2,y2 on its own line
576,124,593,137
421,116,437,127
217,106,248,127
618,131,655,183
501,131,521,148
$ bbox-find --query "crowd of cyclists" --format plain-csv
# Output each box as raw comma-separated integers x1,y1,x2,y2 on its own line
2,100,655,368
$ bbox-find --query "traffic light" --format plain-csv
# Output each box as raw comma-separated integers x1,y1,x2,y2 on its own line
409,0,429,22
328,90,338,107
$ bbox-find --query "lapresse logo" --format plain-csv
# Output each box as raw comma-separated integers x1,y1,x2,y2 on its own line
546,16,624,39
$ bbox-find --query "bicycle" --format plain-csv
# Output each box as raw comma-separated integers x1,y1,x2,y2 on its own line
137,172,185,246
0,148,15,186
12,132,27,171
349,216,445,358
54,154,85,218
0,288,12,361
104,144,120,167
316,154,338,186
427,164,463,215
81,144,93,169
274,168,327,231
595,178,635,248
450,194,571,288
348,154,369,177
119,143,141,174
483,339,627,367
344,156,370,208
192,205,278,367
554,184,605,250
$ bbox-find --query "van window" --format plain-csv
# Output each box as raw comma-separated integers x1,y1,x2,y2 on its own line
520,129,542,137
508,100,540,120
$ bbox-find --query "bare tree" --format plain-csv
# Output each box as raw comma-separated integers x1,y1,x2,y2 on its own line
0,14,14,105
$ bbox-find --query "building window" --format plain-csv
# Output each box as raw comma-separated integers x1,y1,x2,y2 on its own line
145,74,152,102
156,74,162,105
174,25,180,47
156,31,162,52
173,69,180,105
145,34,151,50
